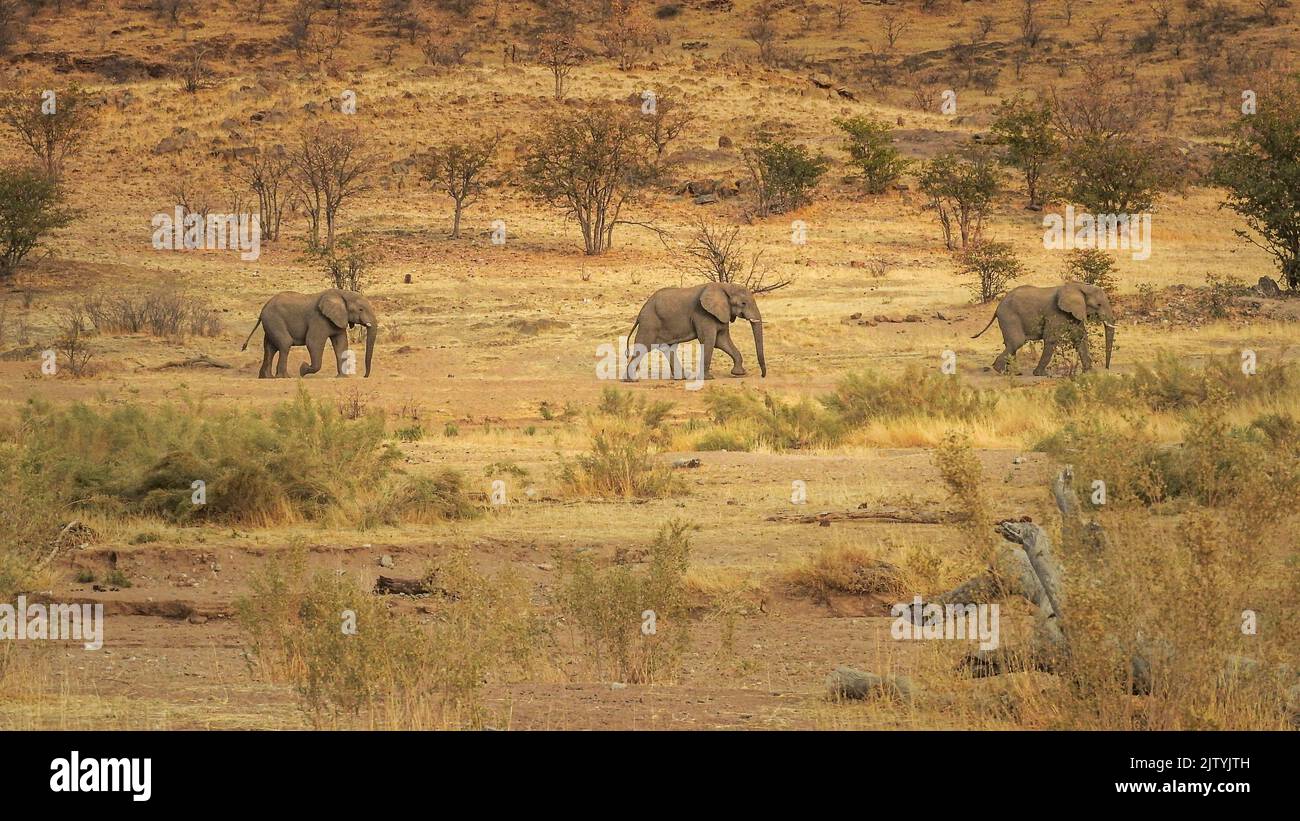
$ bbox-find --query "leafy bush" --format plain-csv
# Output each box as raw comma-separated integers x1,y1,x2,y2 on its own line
954,240,1026,302
0,164,77,278
834,116,910,194
741,134,828,216
11,387,475,528
702,389,845,450
918,149,1000,250
824,366,997,424
560,389,679,498
1063,248,1118,293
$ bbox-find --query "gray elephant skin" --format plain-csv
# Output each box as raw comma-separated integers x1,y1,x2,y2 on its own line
241,289,378,378
973,282,1116,375
624,282,766,381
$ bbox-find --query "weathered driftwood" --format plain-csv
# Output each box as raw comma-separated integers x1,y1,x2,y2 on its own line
373,575,432,595
768,506,956,525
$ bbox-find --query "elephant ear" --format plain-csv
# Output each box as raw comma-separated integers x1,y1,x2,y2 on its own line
1057,283,1088,322
317,292,348,329
699,283,731,324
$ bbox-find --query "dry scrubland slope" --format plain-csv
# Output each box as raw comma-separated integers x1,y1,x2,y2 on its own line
0,0,1297,729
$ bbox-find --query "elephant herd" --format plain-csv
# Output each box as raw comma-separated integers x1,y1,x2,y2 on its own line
241,281,1116,381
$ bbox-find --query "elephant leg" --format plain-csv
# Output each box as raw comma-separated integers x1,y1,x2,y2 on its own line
1074,331,1093,372
300,333,326,377
332,332,350,376
715,327,746,376
993,321,1026,374
1033,339,1057,376
260,338,275,379
697,325,718,379
274,341,291,378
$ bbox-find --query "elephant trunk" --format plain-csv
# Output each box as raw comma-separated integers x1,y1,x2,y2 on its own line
751,319,766,378
1103,322,1115,370
364,324,377,377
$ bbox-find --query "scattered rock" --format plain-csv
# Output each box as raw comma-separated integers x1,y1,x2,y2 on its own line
187,614,208,625
693,193,719,205
672,458,702,469
378,554,394,568
809,72,834,89
826,666,916,700
717,135,733,149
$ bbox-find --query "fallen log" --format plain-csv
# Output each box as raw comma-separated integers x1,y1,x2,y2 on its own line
767,506,956,525
153,354,233,370
374,575,432,596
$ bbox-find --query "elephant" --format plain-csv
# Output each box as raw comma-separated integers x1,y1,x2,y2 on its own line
624,282,766,381
973,282,1116,375
241,289,378,378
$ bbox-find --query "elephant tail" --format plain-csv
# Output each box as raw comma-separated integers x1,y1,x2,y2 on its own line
240,317,262,351
971,310,998,339
624,318,640,358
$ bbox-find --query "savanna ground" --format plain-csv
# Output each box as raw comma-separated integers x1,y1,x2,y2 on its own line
1,0,1299,729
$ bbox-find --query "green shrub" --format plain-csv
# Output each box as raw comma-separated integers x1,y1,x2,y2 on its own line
1064,248,1118,293
703,389,844,450
560,390,679,498
823,366,998,424
741,134,829,216
9,386,476,529
834,115,910,194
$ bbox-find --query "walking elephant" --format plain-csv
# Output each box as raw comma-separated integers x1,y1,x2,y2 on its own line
624,282,766,381
241,289,378,378
973,282,1116,375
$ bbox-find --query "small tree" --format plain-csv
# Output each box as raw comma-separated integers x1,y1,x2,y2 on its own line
834,115,910,195
420,135,499,239
0,0,24,55
291,125,374,251
603,0,655,70
0,165,77,278
1063,248,1118,292
316,234,373,292
1213,79,1300,289
537,34,584,100
746,0,781,66
1050,84,1181,213
177,46,214,94
240,145,294,242
0,86,97,179
956,240,1025,302
742,134,828,217
918,149,1000,250
681,218,791,293
990,94,1059,207
640,97,692,164
523,103,656,255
